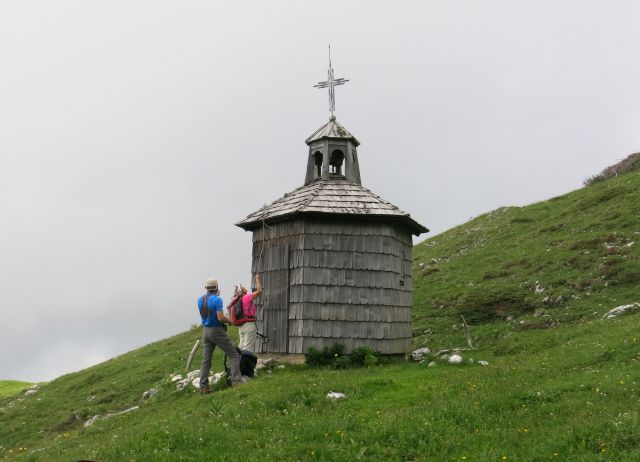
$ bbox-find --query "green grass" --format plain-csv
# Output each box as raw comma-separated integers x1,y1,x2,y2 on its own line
0,382,33,400
412,169,640,351
1,169,639,461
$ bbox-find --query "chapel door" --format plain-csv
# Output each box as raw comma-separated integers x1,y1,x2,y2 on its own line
256,243,289,353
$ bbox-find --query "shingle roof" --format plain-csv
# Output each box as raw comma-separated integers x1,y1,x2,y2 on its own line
235,178,428,235
305,118,360,146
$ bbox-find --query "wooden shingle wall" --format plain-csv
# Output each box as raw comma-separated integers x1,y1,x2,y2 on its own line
251,220,302,354
249,217,414,355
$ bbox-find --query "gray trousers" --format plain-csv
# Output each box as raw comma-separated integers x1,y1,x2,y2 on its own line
199,326,242,387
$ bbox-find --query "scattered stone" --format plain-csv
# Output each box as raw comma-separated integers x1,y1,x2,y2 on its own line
256,358,275,370
171,374,183,382
209,372,226,386
176,378,190,391
186,370,200,381
534,308,546,317
142,388,157,400
534,282,545,294
277,364,286,369
191,378,201,389
427,362,437,368
448,354,463,364
109,406,139,417
84,415,100,427
24,389,38,397
542,295,564,306
326,391,346,400
411,347,431,362
603,303,640,319
418,262,425,268
478,361,489,366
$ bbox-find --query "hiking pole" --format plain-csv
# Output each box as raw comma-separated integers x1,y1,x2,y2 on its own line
256,332,270,344
186,339,201,371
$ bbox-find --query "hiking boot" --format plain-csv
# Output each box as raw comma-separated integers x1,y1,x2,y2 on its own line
199,386,211,394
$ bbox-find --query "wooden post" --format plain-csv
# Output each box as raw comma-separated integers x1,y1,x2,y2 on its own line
461,315,473,350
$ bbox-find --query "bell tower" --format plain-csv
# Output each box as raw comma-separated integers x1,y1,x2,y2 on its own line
304,116,361,185
303,46,361,186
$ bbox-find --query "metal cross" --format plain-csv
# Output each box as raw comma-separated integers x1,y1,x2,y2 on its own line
314,45,349,120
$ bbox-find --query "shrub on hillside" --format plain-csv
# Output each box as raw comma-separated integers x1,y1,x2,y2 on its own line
584,152,640,186
455,287,533,323
305,343,381,368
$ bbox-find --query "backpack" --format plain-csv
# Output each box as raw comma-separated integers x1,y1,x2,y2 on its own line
232,295,245,324
199,294,211,319
229,294,257,326
229,294,245,326
224,348,258,384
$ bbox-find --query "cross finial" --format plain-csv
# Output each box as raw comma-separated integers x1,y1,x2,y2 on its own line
313,45,349,120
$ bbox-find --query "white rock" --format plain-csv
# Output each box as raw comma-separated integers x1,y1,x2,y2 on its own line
411,347,431,362
427,362,437,368
84,415,100,427
256,358,275,370
209,372,226,385
186,370,200,381
191,378,201,389
24,389,38,397
603,303,640,319
142,388,157,400
448,354,463,364
170,374,183,382
327,391,347,400
109,406,139,417
277,364,286,369
176,379,190,391
478,361,489,366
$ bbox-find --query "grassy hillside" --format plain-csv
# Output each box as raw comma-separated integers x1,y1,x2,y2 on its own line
0,383,32,400
412,166,639,350
1,169,639,461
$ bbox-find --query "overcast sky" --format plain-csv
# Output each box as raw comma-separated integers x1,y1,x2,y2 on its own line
1,1,639,382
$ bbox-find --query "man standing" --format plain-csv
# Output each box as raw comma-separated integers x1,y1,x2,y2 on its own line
198,277,244,393
238,273,263,352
